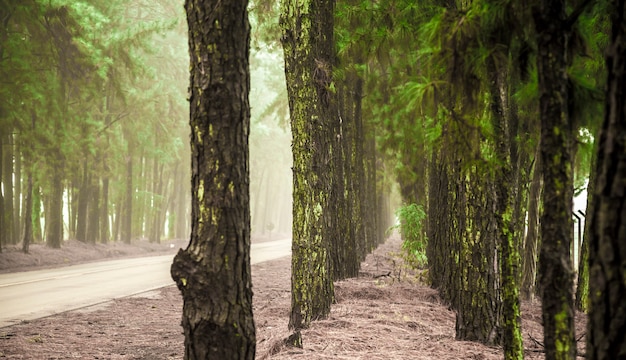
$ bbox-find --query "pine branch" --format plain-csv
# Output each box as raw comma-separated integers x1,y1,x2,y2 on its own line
565,0,595,29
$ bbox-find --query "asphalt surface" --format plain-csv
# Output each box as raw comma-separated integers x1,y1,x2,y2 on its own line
0,238,291,328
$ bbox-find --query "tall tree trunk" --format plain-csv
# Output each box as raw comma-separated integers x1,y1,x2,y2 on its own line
175,165,187,240
487,55,523,358
86,178,100,244
170,0,256,358
356,76,370,259
167,164,180,239
121,145,133,244
22,110,37,252
364,116,378,251
575,152,595,312
101,175,109,244
587,1,626,357
251,166,266,234
534,0,576,357
427,151,451,298
76,160,90,242
113,193,122,242
32,179,42,243
47,157,64,249
22,168,33,253
521,150,543,301
454,165,499,345
68,180,77,239
100,88,112,244
149,157,159,242
280,0,337,341
2,133,15,245
150,162,165,244
331,85,354,281
14,140,21,243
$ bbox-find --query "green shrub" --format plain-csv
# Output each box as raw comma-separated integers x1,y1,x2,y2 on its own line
392,203,428,268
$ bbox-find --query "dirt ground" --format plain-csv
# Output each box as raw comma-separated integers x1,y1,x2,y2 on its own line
0,235,587,359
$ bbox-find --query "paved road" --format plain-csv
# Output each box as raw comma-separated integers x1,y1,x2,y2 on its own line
0,239,291,328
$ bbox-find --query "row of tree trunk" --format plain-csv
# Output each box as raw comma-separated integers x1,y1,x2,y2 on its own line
0,133,190,252
280,0,391,341
171,0,396,358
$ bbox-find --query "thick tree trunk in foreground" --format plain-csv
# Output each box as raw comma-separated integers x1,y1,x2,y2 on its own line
587,1,626,358
280,0,336,341
170,1,255,359
534,0,576,357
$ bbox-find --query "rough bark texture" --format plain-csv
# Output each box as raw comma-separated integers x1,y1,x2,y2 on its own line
522,151,542,301
587,0,626,358
454,165,499,345
427,151,454,304
170,1,255,359
280,0,336,335
331,85,356,281
487,55,523,358
363,115,379,253
534,0,576,357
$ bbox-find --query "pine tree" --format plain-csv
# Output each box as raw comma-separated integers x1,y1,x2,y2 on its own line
170,0,256,359
280,0,337,343
586,0,626,357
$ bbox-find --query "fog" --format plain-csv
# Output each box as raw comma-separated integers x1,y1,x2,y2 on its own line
249,49,293,239
0,2,291,247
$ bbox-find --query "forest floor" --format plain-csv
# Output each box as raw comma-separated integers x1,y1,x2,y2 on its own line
0,235,587,359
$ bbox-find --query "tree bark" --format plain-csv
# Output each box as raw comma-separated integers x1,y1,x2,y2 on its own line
100,175,109,244
363,114,378,252
76,161,90,242
586,0,626,357
86,177,100,244
121,144,133,244
521,150,543,301
32,179,42,243
486,54,523,358
280,0,337,339
22,169,33,253
2,133,15,245
575,152,595,312
170,0,255,358
14,139,21,243
534,0,576,357
47,157,64,249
